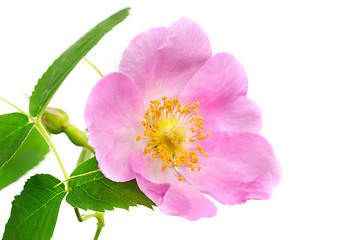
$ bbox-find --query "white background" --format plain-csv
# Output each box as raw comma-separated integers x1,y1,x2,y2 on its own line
1,0,359,239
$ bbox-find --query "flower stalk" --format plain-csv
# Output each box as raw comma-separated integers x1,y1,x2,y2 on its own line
93,212,105,240
74,208,105,240
63,124,94,153
77,147,93,167
35,121,69,180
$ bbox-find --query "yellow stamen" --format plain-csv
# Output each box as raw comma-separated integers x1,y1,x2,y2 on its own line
136,97,211,180
161,162,168,171
197,145,203,152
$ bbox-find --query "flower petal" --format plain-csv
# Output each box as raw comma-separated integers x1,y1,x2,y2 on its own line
130,151,217,220
119,18,212,101
181,132,281,205
158,179,217,221
180,52,248,105
202,95,263,133
84,72,145,182
135,176,170,206
179,53,258,133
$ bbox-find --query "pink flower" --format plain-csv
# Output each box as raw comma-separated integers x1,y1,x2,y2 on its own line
84,18,281,220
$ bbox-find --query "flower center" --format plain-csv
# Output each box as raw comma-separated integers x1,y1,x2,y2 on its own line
136,96,210,181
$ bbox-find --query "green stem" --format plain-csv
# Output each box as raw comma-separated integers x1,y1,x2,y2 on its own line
77,147,93,167
64,124,95,153
0,218,6,224
74,208,84,222
74,208,96,222
84,58,104,77
0,96,36,122
0,97,69,180
93,224,103,240
54,169,100,188
36,122,69,180
93,212,105,240
74,208,105,240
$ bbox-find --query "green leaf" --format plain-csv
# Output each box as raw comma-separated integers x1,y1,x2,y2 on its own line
29,8,130,117
2,174,66,240
0,113,34,167
66,157,155,212
0,127,49,190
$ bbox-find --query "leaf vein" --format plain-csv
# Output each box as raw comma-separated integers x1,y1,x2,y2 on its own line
14,189,66,231
0,122,32,143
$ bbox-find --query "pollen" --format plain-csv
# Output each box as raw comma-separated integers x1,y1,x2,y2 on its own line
136,96,211,179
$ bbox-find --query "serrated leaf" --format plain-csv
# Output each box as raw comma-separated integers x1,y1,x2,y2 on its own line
0,113,34,167
66,157,155,212
29,8,130,117
2,174,66,240
0,127,49,190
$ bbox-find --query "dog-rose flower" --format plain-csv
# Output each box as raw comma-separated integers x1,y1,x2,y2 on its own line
84,18,281,220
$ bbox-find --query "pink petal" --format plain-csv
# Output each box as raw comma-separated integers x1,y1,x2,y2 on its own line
118,18,212,101
179,53,259,133
130,151,217,220
135,176,170,206
84,73,145,182
202,95,263,133
158,178,217,221
129,150,173,184
181,132,281,205
180,52,248,105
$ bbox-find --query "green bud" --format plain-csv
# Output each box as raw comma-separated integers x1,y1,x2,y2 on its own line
42,107,94,153
41,108,70,134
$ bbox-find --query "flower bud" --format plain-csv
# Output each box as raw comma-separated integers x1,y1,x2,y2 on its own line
41,108,70,134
